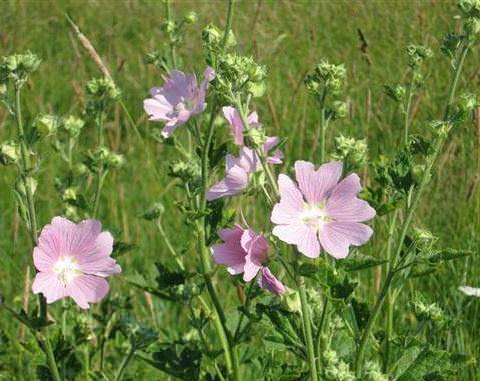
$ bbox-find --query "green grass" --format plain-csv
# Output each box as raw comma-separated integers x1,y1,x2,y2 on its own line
1,0,479,379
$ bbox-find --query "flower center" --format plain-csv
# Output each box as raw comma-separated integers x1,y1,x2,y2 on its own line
300,203,332,230
53,256,81,286
175,99,195,112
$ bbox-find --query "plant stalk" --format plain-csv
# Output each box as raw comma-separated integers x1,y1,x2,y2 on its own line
354,41,471,377
114,342,135,381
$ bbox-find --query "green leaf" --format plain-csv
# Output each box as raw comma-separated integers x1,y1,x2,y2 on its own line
340,253,387,272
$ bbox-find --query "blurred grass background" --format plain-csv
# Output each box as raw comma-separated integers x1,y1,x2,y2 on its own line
1,0,479,379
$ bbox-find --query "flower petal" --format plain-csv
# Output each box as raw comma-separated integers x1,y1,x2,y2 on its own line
67,275,110,309
327,197,376,223
223,106,244,145
319,222,373,259
32,272,67,304
271,174,304,224
272,223,320,258
258,267,286,295
206,165,249,201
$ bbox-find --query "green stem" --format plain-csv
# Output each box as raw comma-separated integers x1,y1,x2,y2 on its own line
165,0,177,68
37,333,62,381
222,0,235,49
318,88,327,163
403,70,415,145
298,277,319,381
92,170,107,218
354,41,471,377
315,297,329,371
156,219,185,270
114,342,135,381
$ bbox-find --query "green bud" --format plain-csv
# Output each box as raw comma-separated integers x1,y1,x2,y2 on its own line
441,33,462,60
0,140,20,165
86,77,120,100
161,20,176,35
0,52,41,86
413,297,448,325
384,84,406,102
412,227,438,251
281,290,301,312
202,24,223,48
184,11,198,24
364,361,388,381
332,134,368,168
465,16,480,36
34,114,60,137
407,44,433,68
327,100,348,120
142,202,165,220
169,160,201,183
84,147,124,173
62,187,78,202
244,126,266,149
430,120,452,137
458,0,480,18
458,92,478,112
16,176,38,197
63,116,85,138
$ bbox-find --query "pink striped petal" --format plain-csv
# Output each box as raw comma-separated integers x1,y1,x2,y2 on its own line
32,272,67,304
272,223,320,258
66,275,110,310
319,222,373,259
271,174,303,224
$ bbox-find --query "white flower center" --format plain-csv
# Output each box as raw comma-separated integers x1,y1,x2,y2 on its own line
53,256,81,285
300,203,332,231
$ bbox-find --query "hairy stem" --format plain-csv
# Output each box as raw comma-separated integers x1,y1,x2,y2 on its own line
354,41,471,377
318,88,327,163
114,342,135,381
165,0,177,68
403,70,416,145
298,277,319,381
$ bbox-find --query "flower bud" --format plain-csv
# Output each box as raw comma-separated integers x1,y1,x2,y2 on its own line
244,127,266,149
458,0,480,17
465,16,480,36
35,114,60,137
63,116,85,138
62,187,78,202
184,11,198,24
458,92,478,112
0,52,41,86
86,77,121,101
328,100,348,120
406,44,433,68
0,83,6,96
412,227,438,251
384,84,405,102
332,134,368,168
16,176,38,197
161,20,176,35
142,202,165,220
0,140,20,165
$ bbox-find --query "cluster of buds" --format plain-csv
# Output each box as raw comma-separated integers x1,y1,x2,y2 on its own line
214,53,267,99
413,297,450,327
364,361,388,381
450,92,479,122
406,44,433,69
62,115,85,138
0,52,41,88
168,160,201,187
323,349,356,381
84,146,125,174
305,60,346,95
458,0,480,37
411,227,438,252
0,140,20,166
85,77,121,117
332,134,368,169
202,23,237,57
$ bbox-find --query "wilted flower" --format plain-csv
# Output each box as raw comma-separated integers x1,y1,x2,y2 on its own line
271,160,375,259
32,217,121,309
211,225,285,295
143,67,215,138
257,267,286,295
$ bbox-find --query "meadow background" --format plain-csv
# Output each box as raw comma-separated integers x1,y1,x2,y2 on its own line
1,0,479,379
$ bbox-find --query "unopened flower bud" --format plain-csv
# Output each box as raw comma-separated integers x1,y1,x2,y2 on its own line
62,187,78,202
465,17,480,36
332,134,368,168
330,100,348,119
458,92,478,112
0,140,20,165
412,227,438,250
142,202,165,220
16,176,38,197
63,116,85,138
161,20,176,35
35,114,60,137
0,52,41,86
184,11,198,24
384,84,406,102
407,44,433,68
244,127,266,149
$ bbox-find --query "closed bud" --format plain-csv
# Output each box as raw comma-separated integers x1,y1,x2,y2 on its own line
328,100,348,120
62,187,78,202
161,20,176,35
458,92,478,112
86,77,121,102
412,227,438,251
142,202,165,220
332,134,368,168
281,289,301,312
0,140,20,165
464,16,480,36
63,115,85,138
0,52,41,86
184,11,198,24
384,84,405,102
202,24,223,49
16,176,38,197
458,0,480,17
35,114,60,137
407,44,433,68
244,126,266,149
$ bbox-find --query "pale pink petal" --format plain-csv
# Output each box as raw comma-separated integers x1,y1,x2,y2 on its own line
218,226,244,242
36,217,76,262
32,272,67,304
329,173,362,201
272,223,320,258
258,267,286,295
77,231,120,277
319,222,373,259
240,229,268,264
270,174,304,224
223,106,244,145
143,98,173,122
295,160,343,203
327,197,376,223
206,165,249,201
243,261,262,282
211,243,245,275
236,148,258,173
161,124,179,138
67,275,110,310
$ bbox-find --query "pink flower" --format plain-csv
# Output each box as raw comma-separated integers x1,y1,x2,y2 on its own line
206,147,257,201
211,225,268,282
258,267,286,295
222,106,284,164
144,67,215,138
271,160,376,259
32,217,121,309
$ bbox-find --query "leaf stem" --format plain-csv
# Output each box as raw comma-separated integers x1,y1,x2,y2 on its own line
114,342,135,381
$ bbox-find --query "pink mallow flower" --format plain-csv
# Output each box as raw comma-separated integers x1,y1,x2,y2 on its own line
144,67,215,138
271,160,376,259
32,217,121,309
222,106,284,164
211,225,285,295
